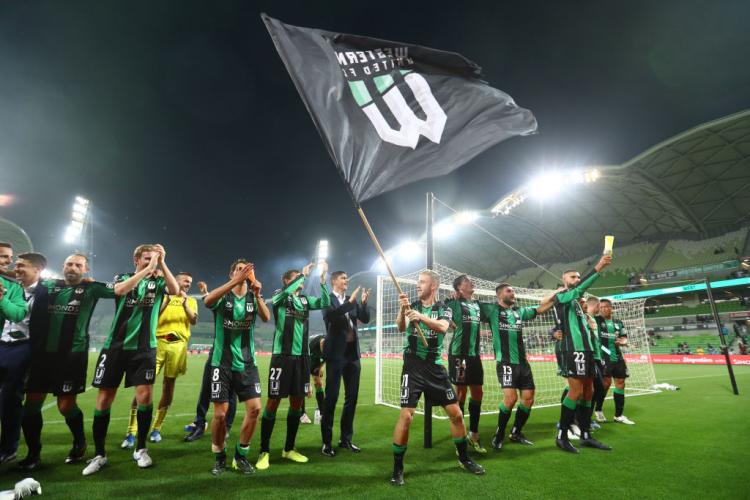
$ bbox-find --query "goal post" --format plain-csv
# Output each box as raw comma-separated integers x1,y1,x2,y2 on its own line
374,263,659,418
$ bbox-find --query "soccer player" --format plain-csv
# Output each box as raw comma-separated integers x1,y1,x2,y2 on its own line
390,270,484,487
0,246,33,464
553,254,612,454
308,334,326,426
121,271,198,446
444,275,486,453
256,261,330,470
485,283,556,450
183,280,238,442
18,253,154,470
83,244,179,475
583,297,605,431
205,259,270,475
595,298,634,425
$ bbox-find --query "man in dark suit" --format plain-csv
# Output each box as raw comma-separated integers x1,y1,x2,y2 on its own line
320,271,370,457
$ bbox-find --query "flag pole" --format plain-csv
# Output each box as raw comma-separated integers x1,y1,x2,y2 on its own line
355,205,429,346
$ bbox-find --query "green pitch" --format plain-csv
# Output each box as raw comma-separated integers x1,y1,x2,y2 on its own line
8,355,748,499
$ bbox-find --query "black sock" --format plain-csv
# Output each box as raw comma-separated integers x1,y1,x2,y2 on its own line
315,389,325,414
392,443,406,471
21,409,43,456
468,398,481,434
614,390,625,417
260,409,276,453
93,408,111,456
560,387,569,405
63,406,85,445
511,404,531,435
559,397,577,438
284,408,303,452
496,402,512,438
577,401,593,440
454,437,469,461
596,387,609,411
136,404,153,450
459,400,465,418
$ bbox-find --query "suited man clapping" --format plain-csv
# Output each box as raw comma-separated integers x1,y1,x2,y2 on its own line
320,271,370,457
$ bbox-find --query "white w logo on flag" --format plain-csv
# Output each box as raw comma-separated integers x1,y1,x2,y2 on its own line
349,72,447,149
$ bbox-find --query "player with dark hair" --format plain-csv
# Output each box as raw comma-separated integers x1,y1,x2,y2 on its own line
205,259,270,475
595,299,634,425
553,255,612,454
256,261,330,470
390,270,484,486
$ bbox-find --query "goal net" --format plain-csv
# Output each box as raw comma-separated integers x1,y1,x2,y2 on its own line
375,263,658,417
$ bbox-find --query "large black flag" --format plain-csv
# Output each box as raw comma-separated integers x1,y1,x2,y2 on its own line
263,14,537,203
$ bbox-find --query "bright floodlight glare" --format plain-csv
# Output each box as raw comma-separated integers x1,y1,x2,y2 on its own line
40,269,61,280
317,239,329,261
434,219,455,239
528,171,564,200
395,240,421,259
75,196,89,205
455,211,479,225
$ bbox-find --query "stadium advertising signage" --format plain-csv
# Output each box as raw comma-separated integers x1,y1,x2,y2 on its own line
604,277,750,301
646,260,739,281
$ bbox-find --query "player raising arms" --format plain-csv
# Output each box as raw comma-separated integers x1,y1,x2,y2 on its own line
485,283,556,450
205,260,270,476
256,261,330,470
19,253,153,470
83,244,179,475
554,254,612,454
390,270,484,487
595,299,634,425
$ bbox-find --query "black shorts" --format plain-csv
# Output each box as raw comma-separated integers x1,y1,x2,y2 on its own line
559,350,594,379
268,354,309,399
603,358,629,379
496,362,535,390
400,357,457,408
555,346,565,377
447,355,484,386
27,351,87,396
92,348,157,389
310,361,324,377
210,363,261,403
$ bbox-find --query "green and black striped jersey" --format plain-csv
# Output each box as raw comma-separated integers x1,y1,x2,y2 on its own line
484,303,537,364
445,298,482,357
271,275,330,356
103,274,166,351
553,270,600,353
210,291,258,370
596,316,627,362
36,279,116,354
586,313,603,361
403,300,453,364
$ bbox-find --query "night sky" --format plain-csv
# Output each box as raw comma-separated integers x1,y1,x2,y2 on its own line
1,0,749,290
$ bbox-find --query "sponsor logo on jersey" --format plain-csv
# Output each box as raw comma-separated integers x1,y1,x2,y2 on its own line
76,287,84,294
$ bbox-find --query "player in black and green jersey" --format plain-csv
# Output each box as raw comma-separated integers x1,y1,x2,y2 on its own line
553,254,612,454
18,253,152,470
484,283,556,450
595,298,634,425
204,259,271,476
83,244,179,476
256,261,330,470
445,275,486,453
308,334,326,426
390,270,484,487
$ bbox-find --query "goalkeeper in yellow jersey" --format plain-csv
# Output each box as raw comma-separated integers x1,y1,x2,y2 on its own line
121,272,198,447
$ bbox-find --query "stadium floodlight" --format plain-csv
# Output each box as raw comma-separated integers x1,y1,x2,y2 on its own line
394,240,421,259
63,195,90,246
317,239,329,262
434,219,455,239
455,211,479,225
528,171,565,200
492,192,525,216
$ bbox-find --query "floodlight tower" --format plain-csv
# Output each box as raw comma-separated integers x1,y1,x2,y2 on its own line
64,196,94,273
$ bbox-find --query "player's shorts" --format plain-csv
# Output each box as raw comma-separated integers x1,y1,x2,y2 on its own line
447,355,484,386
559,350,594,379
92,348,157,389
593,358,605,384
555,344,565,377
603,357,629,379
27,351,87,396
496,362,535,390
268,354,310,399
310,360,324,377
400,356,458,408
210,362,261,403
155,336,188,378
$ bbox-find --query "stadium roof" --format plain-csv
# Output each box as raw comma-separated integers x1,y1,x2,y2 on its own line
0,217,33,255
424,109,750,280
